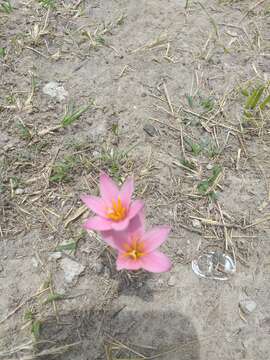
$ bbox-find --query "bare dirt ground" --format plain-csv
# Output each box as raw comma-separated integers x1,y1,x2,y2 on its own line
1,0,270,359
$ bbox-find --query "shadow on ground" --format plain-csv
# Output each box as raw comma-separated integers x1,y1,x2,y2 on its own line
39,307,200,360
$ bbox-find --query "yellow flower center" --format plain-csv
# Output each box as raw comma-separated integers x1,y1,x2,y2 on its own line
106,197,127,221
123,236,145,260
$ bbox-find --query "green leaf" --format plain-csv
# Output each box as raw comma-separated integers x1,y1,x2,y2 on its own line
24,309,34,321
241,88,249,97
259,94,270,110
185,94,194,108
245,86,265,110
181,159,197,170
43,293,65,304
197,179,210,194
191,143,202,156
55,241,77,252
0,47,5,57
197,166,222,194
31,320,41,339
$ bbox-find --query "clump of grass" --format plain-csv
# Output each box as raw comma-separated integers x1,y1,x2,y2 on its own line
37,0,55,8
61,103,90,127
185,93,215,113
16,121,32,141
197,165,222,198
241,82,270,124
24,309,42,340
50,156,77,183
0,0,13,13
99,145,136,180
180,159,197,171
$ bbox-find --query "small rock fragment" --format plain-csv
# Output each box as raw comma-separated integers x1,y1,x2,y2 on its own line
168,275,176,287
94,261,104,274
206,163,213,170
31,257,39,268
192,219,202,228
48,252,62,261
15,188,25,195
239,299,257,314
104,266,111,279
42,81,68,101
143,123,158,137
60,258,85,284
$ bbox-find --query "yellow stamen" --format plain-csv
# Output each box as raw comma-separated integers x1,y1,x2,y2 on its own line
106,196,126,221
122,236,145,260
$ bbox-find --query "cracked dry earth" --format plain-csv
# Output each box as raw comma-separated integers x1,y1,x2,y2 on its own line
1,0,270,359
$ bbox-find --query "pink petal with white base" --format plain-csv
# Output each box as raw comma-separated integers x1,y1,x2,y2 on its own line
99,172,119,203
101,230,128,251
110,218,130,231
141,251,172,273
83,216,112,231
143,226,171,252
116,254,143,271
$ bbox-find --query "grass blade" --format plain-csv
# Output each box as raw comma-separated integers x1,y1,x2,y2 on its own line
61,105,89,127
245,86,265,110
259,94,270,110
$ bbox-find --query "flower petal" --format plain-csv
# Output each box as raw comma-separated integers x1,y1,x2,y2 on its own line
110,218,130,231
141,251,172,273
83,216,112,231
99,172,119,203
119,177,134,208
116,253,143,271
127,200,144,220
81,195,106,217
101,230,128,251
143,226,171,252
127,213,145,235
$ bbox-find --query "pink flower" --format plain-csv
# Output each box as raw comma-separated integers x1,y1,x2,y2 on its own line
102,219,172,273
81,172,144,232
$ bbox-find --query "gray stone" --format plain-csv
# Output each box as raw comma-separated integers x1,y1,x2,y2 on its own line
143,123,158,137
48,252,62,261
60,258,85,284
192,219,202,228
31,257,39,268
168,275,176,286
94,261,104,274
239,299,257,314
42,81,68,101
15,188,25,195
207,163,213,170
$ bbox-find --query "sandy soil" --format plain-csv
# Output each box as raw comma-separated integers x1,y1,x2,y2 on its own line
1,0,270,359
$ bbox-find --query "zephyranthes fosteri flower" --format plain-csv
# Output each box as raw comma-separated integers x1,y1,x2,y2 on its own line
102,216,172,273
81,172,144,231
82,172,171,273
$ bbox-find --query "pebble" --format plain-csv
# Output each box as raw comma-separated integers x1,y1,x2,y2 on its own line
42,81,68,101
206,163,213,170
168,275,176,287
239,299,257,314
31,257,39,268
143,123,158,137
93,150,100,157
192,219,202,228
60,258,85,284
48,252,62,261
104,267,111,279
15,188,25,195
94,261,104,274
